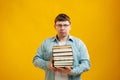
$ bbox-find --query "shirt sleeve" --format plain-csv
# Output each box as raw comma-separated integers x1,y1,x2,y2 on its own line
70,39,91,76
32,41,50,70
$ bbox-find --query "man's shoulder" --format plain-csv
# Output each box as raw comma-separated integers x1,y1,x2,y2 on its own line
42,36,55,42
44,36,55,40
70,35,82,42
71,35,86,47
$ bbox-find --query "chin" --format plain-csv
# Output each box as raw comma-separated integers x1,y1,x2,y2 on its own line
59,32,68,37
60,34,67,37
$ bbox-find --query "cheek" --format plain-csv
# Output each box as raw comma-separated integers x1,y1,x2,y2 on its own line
69,26,71,30
67,27,71,31
55,27,59,31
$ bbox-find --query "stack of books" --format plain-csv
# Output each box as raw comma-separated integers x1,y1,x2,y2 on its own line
52,45,74,68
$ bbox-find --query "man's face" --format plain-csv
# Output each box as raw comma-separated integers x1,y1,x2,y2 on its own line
55,21,71,37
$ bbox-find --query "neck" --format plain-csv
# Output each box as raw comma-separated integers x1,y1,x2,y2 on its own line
57,35,69,42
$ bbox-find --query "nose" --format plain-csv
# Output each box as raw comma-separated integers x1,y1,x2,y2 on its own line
61,26,64,30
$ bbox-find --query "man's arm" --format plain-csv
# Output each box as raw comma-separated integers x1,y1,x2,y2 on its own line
70,40,91,76
55,60,90,75
70,60,90,75
32,41,50,70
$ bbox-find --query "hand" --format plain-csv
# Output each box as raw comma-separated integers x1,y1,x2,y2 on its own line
48,58,57,72
56,66,72,74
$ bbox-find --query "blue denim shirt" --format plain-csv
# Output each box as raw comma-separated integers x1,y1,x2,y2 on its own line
33,35,90,80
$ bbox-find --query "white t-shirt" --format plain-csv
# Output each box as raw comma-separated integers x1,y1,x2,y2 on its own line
55,41,68,80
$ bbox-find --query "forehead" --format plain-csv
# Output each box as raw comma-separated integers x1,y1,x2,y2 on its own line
55,21,70,24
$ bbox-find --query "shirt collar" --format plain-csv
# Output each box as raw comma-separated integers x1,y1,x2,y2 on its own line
51,35,73,42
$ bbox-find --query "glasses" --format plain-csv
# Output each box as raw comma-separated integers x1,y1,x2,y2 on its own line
56,24,70,28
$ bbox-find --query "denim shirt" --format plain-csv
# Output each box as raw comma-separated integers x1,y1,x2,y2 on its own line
33,35,90,80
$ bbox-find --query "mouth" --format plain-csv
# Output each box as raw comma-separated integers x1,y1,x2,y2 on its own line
60,32,65,34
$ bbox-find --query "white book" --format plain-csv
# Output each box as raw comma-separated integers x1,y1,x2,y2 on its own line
54,60,73,64
54,62,73,65
54,65,73,68
53,56,73,60
53,52,73,56
53,48,72,53
53,45,72,49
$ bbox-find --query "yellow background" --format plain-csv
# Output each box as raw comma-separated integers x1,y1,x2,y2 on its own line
0,0,120,80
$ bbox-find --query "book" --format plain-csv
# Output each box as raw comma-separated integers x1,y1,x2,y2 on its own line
53,52,73,56
53,48,72,53
54,63,73,66
53,56,73,61
54,60,73,67
52,45,72,52
53,45,71,49
52,45,74,68
54,60,73,64
54,65,73,68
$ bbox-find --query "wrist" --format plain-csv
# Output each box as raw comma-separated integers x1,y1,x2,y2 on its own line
46,61,50,69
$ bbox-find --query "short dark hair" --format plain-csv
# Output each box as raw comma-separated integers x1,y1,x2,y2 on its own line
54,13,71,24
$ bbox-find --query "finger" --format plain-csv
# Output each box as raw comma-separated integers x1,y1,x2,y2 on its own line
64,66,71,70
50,66,57,71
57,67,65,71
52,67,57,71
49,61,55,71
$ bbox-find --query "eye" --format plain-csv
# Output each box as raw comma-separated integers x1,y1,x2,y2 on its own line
56,24,70,28
63,24,69,27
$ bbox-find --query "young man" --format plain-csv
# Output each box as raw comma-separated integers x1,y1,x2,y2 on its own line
33,13,90,80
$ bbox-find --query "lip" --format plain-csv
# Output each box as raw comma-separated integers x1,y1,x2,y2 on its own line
60,32,65,33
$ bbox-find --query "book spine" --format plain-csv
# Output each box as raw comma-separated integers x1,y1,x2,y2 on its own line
54,60,73,63
54,63,73,65
53,45,71,49
53,53,73,56
53,56,73,61
54,65,73,68
53,48,72,52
